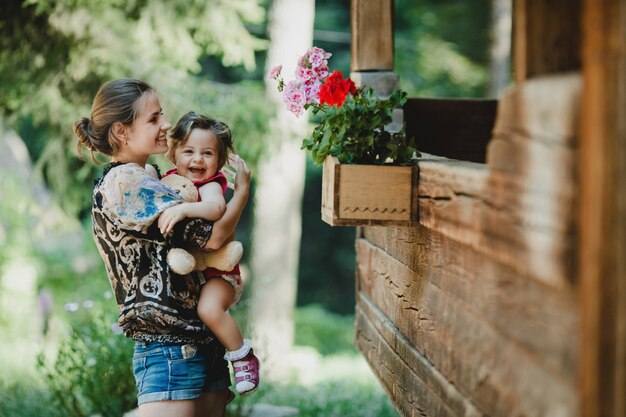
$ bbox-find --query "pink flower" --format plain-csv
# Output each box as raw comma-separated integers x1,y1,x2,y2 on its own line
308,47,331,67
269,65,283,80
296,66,315,83
272,46,344,114
282,80,306,117
303,81,322,104
313,65,330,80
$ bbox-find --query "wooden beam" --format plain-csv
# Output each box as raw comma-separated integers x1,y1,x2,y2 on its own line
356,236,579,416
350,0,394,71
513,0,581,82
359,231,579,382
579,1,626,416
355,294,482,417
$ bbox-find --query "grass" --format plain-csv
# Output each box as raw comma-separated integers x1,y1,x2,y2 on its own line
228,347,399,417
0,302,398,417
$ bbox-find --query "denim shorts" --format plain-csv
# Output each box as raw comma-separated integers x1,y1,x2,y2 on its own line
132,340,231,405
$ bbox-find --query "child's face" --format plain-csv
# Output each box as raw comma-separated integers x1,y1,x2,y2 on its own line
174,128,220,182
125,92,170,160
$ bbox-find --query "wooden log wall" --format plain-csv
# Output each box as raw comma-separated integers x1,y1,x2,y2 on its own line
579,1,626,416
355,73,581,417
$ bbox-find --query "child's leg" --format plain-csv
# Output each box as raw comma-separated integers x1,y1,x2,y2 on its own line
197,278,243,351
198,277,260,396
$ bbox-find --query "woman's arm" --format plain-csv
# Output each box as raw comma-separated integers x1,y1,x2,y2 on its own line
203,157,251,250
96,164,215,248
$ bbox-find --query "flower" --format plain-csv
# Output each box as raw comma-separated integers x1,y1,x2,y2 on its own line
271,47,417,165
269,65,282,80
319,70,356,106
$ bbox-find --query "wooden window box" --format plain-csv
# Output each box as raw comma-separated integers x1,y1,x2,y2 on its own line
321,156,419,226
319,97,497,227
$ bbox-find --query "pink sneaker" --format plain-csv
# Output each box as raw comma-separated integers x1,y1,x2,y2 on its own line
224,340,260,395
232,350,260,396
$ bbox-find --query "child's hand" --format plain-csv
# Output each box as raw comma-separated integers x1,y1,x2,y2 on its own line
158,204,189,236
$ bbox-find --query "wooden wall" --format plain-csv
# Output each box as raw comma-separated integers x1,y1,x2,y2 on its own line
579,1,626,416
349,1,626,416
354,73,581,417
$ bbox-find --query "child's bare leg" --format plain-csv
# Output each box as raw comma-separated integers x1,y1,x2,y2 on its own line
198,277,260,396
197,278,243,351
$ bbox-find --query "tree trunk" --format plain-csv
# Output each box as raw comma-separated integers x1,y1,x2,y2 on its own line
488,0,512,98
248,0,315,380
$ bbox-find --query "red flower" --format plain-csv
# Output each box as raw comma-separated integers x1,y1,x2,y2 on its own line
319,70,357,106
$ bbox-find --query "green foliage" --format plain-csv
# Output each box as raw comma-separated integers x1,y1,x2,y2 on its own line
294,305,355,355
0,0,269,217
393,0,490,97
302,88,416,165
37,304,136,417
0,379,64,417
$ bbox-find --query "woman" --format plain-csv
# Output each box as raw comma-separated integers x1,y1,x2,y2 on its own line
74,78,250,416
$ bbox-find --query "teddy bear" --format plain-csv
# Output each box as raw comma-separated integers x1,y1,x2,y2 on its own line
161,173,243,275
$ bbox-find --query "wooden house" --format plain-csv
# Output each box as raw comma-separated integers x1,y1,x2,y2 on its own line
336,1,626,416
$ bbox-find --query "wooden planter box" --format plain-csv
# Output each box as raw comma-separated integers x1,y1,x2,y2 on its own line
321,156,418,226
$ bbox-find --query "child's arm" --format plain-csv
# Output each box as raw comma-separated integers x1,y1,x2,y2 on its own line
158,182,226,235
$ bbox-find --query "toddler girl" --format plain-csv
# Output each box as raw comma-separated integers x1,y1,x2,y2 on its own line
158,111,260,396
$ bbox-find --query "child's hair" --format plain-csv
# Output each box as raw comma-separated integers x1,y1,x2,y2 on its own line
167,111,235,171
74,78,154,162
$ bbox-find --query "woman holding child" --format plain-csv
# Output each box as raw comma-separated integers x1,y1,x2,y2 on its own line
74,78,251,417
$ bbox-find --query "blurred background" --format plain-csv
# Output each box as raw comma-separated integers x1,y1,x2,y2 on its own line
0,0,499,416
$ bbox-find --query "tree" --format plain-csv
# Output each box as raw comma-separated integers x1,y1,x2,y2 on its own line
488,0,512,97
0,0,269,216
248,0,315,380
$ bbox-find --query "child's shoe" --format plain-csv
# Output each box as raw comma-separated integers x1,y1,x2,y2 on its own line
224,339,260,396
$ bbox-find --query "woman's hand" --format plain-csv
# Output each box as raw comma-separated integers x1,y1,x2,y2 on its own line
203,156,251,250
158,203,190,235
231,155,251,196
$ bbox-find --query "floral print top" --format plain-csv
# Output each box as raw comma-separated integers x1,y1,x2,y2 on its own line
92,162,214,344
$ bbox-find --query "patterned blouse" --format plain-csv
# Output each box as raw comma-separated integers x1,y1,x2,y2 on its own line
92,162,215,344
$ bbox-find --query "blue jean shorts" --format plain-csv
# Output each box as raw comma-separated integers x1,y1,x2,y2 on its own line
132,340,231,405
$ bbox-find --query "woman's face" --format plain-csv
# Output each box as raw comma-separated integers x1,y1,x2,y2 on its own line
174,128,220,182
123,92,171,164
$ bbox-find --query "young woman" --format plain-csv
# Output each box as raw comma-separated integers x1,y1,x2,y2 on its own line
74,78,250,417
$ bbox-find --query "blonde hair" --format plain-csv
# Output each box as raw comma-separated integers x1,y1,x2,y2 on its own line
73,78,153,163
167,111,234,170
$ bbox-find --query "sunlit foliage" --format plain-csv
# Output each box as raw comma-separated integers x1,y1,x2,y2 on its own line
0,0,270,216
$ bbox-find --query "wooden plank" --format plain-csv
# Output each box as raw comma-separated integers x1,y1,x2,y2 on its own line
355,294,484,417
357,234,578,381
579,1,626,416
491,73,581,145
350,0,394,71
513,0,581,82
404,98,498,164
414,155,576,288
408,75,580,288
321,152,337,223
356,237,579,417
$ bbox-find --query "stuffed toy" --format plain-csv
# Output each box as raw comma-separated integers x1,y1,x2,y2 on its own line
161,174,243,275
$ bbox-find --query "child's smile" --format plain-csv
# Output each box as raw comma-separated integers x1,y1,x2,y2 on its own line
174,128,220,182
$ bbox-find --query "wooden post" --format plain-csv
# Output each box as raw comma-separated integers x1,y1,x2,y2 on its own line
579,1,626,416
350,0,403,142
513,0,581,82
350,0,394,71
